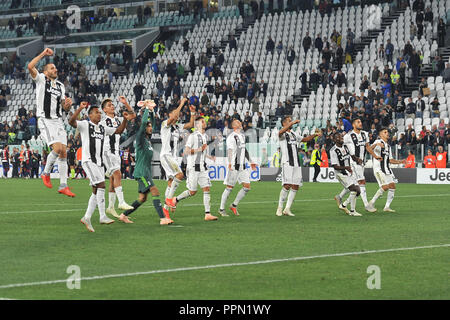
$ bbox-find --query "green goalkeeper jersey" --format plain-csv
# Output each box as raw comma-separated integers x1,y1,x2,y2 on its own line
133,108,155,179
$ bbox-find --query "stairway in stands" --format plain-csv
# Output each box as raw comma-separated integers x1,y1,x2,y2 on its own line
292,6,406,106
215,15,256,55
399,44,450,98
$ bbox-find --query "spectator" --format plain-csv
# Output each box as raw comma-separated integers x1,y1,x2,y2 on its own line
315,33,323,52
430,97,440,118
385,39,394,63
276,41,283,55
133,82,145,105
405,97,416,119
275,102,284,118
287,46,295,66
415,95,425,118
266,37,275,54
443,63,450,83
438,18,446,47
302,32,312,54
229,35,237,51
344,39,354,64
395,96,406,118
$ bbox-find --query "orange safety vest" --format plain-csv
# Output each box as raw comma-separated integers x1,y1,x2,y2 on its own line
76,148,82,162
320,150,329,167
405,154,415,168
423,155,436,168
19,150,24,162
436,152,447,168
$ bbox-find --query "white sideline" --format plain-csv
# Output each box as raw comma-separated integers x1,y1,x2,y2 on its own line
0,244,448,290
2,193,450,215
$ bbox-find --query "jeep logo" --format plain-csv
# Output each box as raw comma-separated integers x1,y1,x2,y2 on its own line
90,132,104,140
429,169,450,181
320,168,335,180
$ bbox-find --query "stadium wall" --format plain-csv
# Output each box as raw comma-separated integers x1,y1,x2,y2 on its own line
1,162,450,184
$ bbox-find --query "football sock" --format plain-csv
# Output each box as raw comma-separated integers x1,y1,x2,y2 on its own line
220,187,232,211
108,192,116,209
96,188,107,220
233,187,249,207
152,196,165,219
176,190,191,202
124,200,143,216
349,191,357,212
203,191,211,213
343,194,350,207
70,168,75,178
168,178,181,199
43,151,58,175
385,189,395,208
359,184,368,207
278,187,289,208
163,184,171,211
339,188,350,199
84,193,97,220
115,186,125,205
57,158,68,187
285,189,298,209
371,188,385,204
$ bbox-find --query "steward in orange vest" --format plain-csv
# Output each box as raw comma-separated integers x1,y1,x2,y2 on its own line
423,149,436,168
405,151,415,168
436,146,448,168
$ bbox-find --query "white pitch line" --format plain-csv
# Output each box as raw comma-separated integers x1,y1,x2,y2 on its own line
2,193,450,215
0,243,448,290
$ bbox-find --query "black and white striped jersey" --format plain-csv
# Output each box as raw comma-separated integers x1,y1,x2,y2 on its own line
343,130,369,164
226,131,246,170
160,119,184,157
279,131,301,167
101,115,122,156
32,73,65,120
186,131,208,172
372,139,393,174
330,144,351,176
77,120,116,166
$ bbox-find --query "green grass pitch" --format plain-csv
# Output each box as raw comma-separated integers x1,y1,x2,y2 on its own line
0,178,449,300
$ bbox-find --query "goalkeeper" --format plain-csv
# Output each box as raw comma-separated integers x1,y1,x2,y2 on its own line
118,100,173,225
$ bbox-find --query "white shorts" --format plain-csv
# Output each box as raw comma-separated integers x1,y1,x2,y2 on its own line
103,152,121,176
38,118,67,146
223,168,250,186
351,163,365,181
336,172,357,189
281,164,303,186
186,169,211,191
82,161,105,186
160,153,182,179
374,170,395,187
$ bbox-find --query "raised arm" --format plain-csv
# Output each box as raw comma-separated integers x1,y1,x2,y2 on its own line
278,119,300,137
167,97,188,126
27,48,53,79
300,133,319,143
68,101,88,128
115,110,136,135
183,105,197,130
119,95,134,113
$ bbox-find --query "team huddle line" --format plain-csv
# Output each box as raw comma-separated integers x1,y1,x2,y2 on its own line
28,48,405,233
